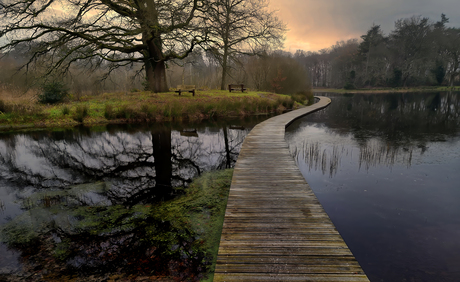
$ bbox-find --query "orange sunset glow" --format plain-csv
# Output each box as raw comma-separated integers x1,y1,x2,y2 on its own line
269,0,460,52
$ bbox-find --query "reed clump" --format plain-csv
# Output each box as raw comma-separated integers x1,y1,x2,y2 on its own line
73,105,89,122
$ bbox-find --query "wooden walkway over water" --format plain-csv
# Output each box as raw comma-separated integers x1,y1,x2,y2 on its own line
214,97,369,281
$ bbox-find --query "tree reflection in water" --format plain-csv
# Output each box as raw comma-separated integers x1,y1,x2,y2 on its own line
288,92,460,176
0,120,255,280
286,91,460,281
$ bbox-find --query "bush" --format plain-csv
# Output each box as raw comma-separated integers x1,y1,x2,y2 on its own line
73,105,88,122
38,82,68,104
0,99,7,113
118,105,135,119
291,91,313,105
343,83,356,90
104,104,115,119
62,106,70,115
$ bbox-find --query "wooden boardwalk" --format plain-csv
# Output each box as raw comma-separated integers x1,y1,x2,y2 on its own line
214,97,369,281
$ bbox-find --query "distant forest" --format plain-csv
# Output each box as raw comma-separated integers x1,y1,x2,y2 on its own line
1,14,459,95
296,14,460,89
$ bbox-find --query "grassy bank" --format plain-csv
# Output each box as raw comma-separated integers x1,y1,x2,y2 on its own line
0,90,312,131
313,86,460,94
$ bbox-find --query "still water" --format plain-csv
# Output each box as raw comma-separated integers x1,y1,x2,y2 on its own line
286,92,460,282
0,117,269,280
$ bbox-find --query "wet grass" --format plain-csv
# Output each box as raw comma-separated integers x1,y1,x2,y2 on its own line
0,90,307,130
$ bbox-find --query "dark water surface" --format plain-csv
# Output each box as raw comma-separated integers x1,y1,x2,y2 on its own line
286,92,460,282
0,117,269,280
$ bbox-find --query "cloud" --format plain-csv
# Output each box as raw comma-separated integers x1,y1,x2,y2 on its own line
270,0,460,52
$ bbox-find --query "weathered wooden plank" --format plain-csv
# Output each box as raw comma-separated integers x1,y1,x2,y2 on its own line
215,264,365,274
222,216,331,222
218,228,341,234
216,255,360,265
214,97,369,281
218,240,348,248
219,233,344,241
213,274,370,281
222,222,337,229
217,247,353,256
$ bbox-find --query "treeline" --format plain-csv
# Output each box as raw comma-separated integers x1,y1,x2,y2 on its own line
0,47,311,96
167,49,311,94
3,13,459,96
294,14,460,88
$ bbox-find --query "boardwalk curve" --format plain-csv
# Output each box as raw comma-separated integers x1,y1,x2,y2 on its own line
214,97,369,281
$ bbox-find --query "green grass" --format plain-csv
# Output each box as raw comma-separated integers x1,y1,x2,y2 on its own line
0,90,308,130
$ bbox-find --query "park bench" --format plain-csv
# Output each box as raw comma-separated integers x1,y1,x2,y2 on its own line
175,85,196,96
228,84,246,92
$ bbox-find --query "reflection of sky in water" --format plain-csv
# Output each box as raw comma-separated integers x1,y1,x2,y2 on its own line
286,93,460,282
0,123,253,276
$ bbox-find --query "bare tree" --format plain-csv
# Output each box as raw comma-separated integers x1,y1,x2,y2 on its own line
205,0,286,90
0,0,208,92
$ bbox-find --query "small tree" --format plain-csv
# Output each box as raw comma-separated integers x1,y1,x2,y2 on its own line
270,69,286,93
38,81,68,104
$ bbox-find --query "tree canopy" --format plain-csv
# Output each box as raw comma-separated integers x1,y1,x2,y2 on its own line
0,0,208,92
0,0,286,92
295,14,460,88
205,0,286,90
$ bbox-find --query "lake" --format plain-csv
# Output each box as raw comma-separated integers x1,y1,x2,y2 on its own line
0,117,270,280
2,92,459,281
286,91,460,282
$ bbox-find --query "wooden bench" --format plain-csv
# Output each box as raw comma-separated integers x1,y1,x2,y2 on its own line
228,84,246,92
175,85,196,96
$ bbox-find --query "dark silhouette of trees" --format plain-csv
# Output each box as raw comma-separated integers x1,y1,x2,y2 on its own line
296,14,460,88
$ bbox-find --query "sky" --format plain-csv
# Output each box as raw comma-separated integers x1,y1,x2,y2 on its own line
269,0,460,52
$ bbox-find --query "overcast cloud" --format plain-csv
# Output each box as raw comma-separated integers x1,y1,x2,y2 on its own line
269,0,460,52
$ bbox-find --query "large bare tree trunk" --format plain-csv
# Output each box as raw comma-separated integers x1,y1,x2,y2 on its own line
141,0,168,93
220,49,229,90
145,58,168,92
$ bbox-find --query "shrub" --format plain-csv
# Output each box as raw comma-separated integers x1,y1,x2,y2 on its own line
38,82,68,104
73,105,88,122
0,99,7,113
118,105,135,119
104,104,115,119
291,90,314,105
62,106,70,115
343,83,356,90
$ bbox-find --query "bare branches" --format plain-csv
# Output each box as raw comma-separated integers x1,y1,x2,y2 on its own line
0,0,208,91
203,0,286,89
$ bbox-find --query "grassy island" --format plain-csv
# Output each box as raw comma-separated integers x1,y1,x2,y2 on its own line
0,89,313,132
